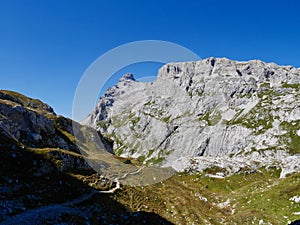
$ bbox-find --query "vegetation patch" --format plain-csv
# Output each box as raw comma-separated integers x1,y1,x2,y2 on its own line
226,101,274,135
97,120,107,130
113,169,300,225
162,115,171,123
281,82,300,89
280,120,300,154
198,110,222,126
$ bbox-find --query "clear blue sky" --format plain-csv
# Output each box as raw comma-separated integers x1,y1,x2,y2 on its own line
1,0,300,119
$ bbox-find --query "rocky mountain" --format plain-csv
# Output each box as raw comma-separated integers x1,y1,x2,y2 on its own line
0,90,172,224
83,57,300,178
1,57,300,224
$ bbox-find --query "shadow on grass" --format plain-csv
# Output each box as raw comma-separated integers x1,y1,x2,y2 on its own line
0,142,173,225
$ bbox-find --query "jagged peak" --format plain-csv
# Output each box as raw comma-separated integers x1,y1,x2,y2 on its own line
101,74,136,100
157,57,300,81
118,73,136,83
161,57,298,69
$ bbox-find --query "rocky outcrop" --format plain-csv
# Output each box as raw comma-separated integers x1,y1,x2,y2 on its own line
0,90,79,151
0,90,55,114
83,58,300,176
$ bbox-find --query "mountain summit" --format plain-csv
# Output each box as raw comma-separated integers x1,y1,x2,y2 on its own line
83,57,300,177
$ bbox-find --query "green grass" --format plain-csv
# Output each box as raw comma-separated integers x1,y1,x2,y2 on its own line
280,120,300,154
281,82,300,89
226,100,274,135
198,110,222,126
113,169,300,225
162,115,171,123
257,89,275,99
97,121,107,130
144,100,156,106
146,156,165,165
137,155,146,163
260,82,270,88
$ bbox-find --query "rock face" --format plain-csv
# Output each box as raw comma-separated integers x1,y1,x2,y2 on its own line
0,90,96,174
83,57,300,176
0,90,79,151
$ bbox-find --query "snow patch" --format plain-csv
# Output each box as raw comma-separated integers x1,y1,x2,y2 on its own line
290,196,300,203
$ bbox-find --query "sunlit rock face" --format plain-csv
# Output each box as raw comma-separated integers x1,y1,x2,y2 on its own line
83,58,300,177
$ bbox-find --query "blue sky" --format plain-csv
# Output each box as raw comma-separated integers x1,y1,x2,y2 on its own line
1,0,300,119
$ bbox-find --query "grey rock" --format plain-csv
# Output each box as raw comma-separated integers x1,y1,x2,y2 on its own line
83,58,300,177
0,91,74,151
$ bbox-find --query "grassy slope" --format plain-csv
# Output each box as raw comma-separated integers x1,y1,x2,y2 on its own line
113,169,300,225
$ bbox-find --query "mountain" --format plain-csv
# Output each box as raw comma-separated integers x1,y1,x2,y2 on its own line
83,57,300,178
1,55,300,224
0,90,172,224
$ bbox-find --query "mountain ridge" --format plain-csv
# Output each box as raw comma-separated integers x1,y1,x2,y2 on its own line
0,85,299,224
83,57,300,177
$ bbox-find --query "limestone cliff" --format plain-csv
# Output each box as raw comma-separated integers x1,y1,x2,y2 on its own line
83,58,300,177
